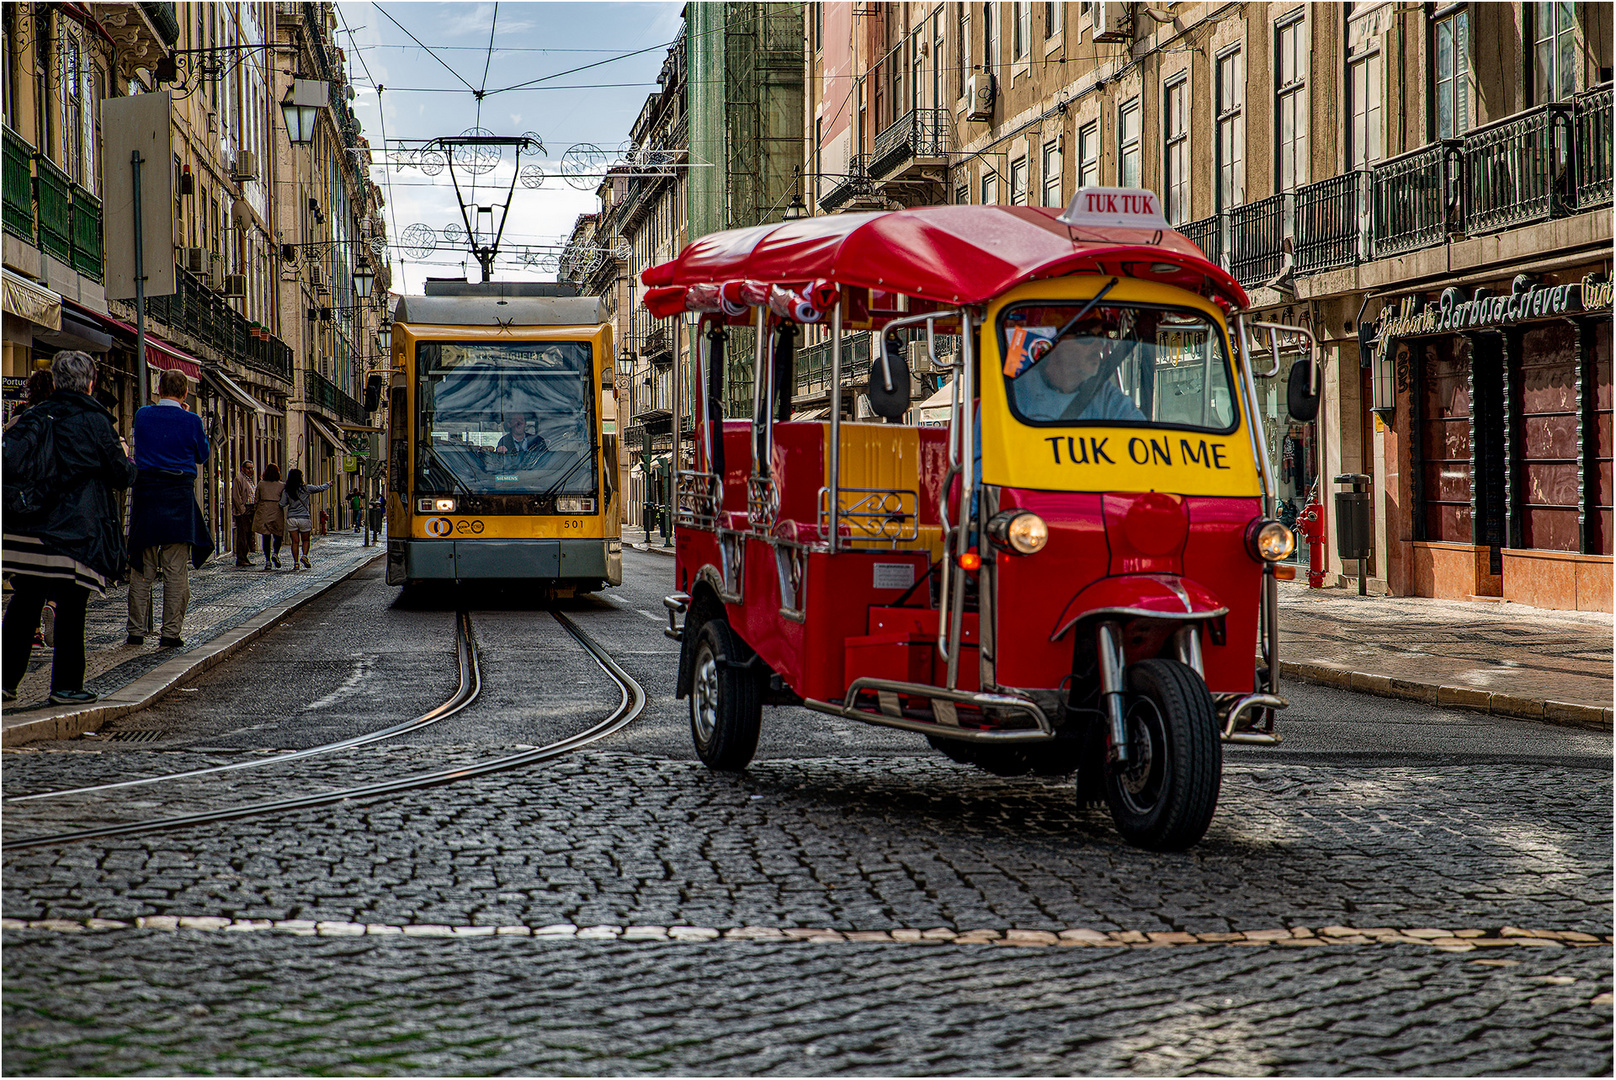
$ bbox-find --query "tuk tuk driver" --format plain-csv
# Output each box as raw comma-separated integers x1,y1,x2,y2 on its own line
1013,333,1145,423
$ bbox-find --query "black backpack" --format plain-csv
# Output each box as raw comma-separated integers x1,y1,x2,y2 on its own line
2,404,61,520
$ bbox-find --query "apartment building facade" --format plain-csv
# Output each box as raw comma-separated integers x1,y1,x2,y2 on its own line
804,1,1613,611
0,1,387,551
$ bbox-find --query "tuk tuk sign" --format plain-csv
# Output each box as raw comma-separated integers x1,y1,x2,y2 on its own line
1057,186,1170,231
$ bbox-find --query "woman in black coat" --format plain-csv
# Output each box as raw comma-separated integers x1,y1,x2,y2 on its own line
2,351,136,706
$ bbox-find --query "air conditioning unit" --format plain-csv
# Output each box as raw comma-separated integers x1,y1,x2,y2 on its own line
231,151,258,181
222,274,247,297
1093,1,1132,42
208,260,227,292
309,265,328,293
906,340,931,373
181,247,208,274
965,73,996,121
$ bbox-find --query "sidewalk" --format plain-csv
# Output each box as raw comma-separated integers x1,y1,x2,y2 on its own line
1275,580,1612,730
2,528,384,746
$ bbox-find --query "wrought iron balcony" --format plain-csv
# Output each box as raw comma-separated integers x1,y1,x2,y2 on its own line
1461,101,1574,235
1226,193,1287,289
70,189,102,282
794,334,872,399
1178,214,1222,267
1294,171,1366,275
34,156,72,265
1369,141,1459,258
305,368,366,424
869,108,952,180
1574,83,1612,210
2,126,34,241
145,265,293,383
819,157,873,213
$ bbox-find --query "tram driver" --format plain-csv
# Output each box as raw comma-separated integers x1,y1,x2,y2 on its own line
495,412,548,456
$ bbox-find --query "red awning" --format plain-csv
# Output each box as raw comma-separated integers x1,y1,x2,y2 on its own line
61,301,205,380
144,338,202,380
641,205,1246,312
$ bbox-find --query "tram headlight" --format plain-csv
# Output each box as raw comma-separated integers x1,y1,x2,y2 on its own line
432,497,456,513
1246,519,1296,562
986,510,1049,555
556,497,596,514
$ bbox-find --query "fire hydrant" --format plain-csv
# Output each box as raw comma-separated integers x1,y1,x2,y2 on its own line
1297,499,1327,588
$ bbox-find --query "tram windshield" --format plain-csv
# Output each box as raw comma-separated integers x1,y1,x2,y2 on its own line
998,303,1238,434
414,340,597,496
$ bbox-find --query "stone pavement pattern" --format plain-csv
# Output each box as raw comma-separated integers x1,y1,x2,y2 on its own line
2,529,381,714
1275,582,1613,720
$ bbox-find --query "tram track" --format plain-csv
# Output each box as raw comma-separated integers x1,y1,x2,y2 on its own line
1,610,646,852
5,612,482,804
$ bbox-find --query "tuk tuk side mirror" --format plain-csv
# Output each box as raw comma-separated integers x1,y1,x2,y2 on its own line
1250,321,1320,423
866,330,912,420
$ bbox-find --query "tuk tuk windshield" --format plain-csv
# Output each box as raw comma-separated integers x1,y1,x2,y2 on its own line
999,302,1238,434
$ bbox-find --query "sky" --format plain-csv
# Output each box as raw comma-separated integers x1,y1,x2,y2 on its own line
336,1,685,294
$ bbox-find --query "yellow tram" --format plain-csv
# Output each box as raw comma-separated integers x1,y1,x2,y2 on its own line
384,282,622,592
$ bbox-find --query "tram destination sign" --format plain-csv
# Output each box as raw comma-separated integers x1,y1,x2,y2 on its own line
1372,272,1613,346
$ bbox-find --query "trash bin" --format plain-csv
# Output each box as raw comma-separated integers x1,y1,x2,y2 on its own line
1333,473,1372,595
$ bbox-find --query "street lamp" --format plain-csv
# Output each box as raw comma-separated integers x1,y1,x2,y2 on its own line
782,165,809,221
280,79,326,144
353,261,375,299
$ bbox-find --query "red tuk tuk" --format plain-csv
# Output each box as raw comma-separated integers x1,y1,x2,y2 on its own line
645,190,1314,850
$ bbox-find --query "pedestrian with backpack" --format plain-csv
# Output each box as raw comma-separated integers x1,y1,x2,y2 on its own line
1,351,136,705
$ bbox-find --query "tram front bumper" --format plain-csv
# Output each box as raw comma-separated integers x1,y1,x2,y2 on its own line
394,538,618,581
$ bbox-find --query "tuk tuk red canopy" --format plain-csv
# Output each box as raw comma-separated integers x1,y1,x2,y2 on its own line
640,204,1248,312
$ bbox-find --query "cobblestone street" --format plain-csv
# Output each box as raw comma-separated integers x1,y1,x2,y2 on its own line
2,553,1610,1075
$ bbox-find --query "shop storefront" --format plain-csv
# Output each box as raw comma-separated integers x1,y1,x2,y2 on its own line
1372,269,1613,612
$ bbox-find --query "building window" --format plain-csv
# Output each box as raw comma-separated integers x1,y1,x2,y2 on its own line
1118,97,1141,189
983,3,998,77
1078,120,1100,187
1042,139,1062,206
1532,1,1576,104
933,12,945,110
956,184,969,205
1014,1,1031,60
1348,48,1382,169
1009,156,1028,204
1046,1,1062,38
958,4,970,98
814,2,823,53
1215,47,1244,210
1434,9,1472,139
1163,76,1188,224
1275,13,1308,191
982,170,1000,204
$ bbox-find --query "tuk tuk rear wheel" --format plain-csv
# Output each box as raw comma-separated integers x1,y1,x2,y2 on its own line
1102,658,1221,851
689,619,762,771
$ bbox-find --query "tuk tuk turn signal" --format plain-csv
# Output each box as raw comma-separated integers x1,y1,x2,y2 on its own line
958,549,983,571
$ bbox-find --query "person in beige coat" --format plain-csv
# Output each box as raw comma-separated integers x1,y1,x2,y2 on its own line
251,462,287,570
231,460,257,567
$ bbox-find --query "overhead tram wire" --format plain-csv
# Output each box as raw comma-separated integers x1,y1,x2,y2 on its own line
371,2,478,94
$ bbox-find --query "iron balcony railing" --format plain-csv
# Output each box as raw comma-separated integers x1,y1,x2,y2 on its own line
2,126,34,241
145,264,293,383
1294,171,1366,275
1369,141,1458,258
869,108,952,179
1574,83,1612,209
34,155,72,265
819,156,872,213
70,189,102,282
1178,214,1221,266
1461,101,1574,235
794,333,873,399
1226,192,1287,289
305,368,366,424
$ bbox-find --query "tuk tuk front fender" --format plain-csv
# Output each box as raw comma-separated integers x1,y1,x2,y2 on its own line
1049,573,1229,642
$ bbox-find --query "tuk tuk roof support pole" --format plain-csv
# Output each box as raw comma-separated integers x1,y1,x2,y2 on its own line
672,313,683,521
697,316,714,478
828,302,843,555
750,306,771,478
945,308,978,692
1235,313,1278,519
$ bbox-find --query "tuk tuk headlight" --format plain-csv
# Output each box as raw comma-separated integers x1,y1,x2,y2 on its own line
1247,519,1295,562
987,510,1049,555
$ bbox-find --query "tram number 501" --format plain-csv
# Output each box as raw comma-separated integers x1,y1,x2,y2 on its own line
562,518,583,530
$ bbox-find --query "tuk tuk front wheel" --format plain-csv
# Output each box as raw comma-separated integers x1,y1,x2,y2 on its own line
1102,658,1221,851
690,619,762,771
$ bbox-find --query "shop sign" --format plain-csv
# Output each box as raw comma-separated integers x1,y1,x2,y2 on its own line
1373,273,1613,345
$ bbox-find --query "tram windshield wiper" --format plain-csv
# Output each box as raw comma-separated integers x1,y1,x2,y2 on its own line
536,443,598,501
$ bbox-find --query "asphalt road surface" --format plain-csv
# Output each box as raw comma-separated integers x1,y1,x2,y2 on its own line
3,549,1610,1075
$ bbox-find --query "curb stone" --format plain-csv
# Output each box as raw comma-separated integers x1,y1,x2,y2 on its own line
1,553,385,748
1278,658,1613,732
